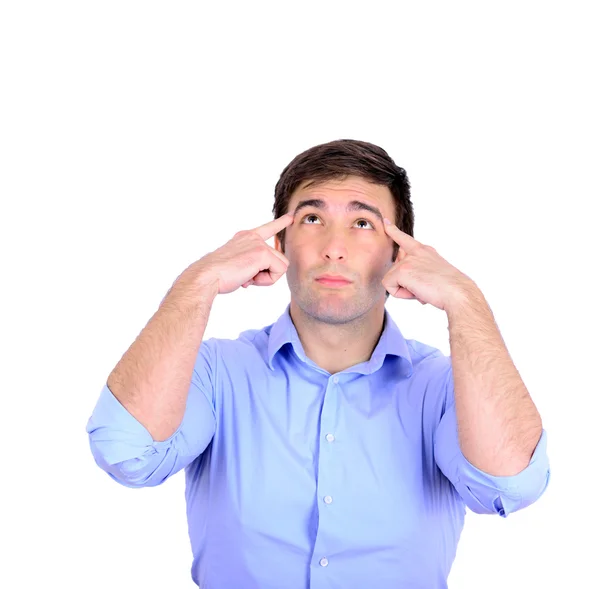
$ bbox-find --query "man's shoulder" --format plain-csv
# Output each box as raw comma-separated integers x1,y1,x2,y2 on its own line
404,338,450,373
201,323,272,361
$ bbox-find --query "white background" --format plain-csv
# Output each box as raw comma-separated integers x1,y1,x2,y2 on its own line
1,1,598,587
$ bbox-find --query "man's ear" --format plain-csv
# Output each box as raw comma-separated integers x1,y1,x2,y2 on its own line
274,234,284,254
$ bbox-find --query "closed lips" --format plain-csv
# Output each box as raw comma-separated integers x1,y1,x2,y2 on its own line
316,275,352,282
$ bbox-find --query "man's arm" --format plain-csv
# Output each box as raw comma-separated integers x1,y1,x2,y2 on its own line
445,285,543,476
104,209,294,441
107,265,220,442
87,213,294,487
85,264,221,488
379,219,549,513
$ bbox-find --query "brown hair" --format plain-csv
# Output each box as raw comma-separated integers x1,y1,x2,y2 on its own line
272,139,414,297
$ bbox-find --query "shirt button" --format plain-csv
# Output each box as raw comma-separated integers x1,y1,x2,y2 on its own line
320,557,329,567
325,433,335,442
333,376,339,384
324,495,333,504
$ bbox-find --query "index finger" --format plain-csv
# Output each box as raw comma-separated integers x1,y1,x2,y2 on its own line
253,212,295,241
383,218,421,252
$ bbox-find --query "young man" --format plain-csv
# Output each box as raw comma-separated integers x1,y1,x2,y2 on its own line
87,139,550,588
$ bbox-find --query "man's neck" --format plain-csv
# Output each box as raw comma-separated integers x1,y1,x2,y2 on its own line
289,301,386,374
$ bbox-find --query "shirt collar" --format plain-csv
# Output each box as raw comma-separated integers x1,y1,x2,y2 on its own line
267,303,414,377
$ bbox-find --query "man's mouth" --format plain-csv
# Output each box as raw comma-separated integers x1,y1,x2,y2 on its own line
315,276,352,287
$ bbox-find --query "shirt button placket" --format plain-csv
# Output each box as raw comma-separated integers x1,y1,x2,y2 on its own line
314,374,340,576
324,376,337,510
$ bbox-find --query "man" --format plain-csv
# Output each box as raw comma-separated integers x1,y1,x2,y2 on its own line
87,139,550,588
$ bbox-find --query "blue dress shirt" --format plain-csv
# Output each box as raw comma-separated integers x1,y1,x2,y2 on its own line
87,304,550,589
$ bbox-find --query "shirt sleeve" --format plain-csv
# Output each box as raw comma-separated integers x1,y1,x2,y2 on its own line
433,362,551,518
86,339,218,488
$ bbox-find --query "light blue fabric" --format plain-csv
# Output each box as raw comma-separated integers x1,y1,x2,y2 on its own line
87,303,550,588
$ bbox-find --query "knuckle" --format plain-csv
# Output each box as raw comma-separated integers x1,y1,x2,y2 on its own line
254,241,268,254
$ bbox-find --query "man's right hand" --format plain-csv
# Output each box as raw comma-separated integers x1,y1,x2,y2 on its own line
191,212,295,295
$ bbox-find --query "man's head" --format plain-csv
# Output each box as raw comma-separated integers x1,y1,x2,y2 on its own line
272,139,414,324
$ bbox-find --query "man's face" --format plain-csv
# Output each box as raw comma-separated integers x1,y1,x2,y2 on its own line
275,175,397,325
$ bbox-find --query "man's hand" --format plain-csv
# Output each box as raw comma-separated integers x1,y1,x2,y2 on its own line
381,218,476,310
192,212,295,295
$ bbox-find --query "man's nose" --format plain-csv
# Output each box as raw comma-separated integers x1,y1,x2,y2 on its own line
321,233,348,260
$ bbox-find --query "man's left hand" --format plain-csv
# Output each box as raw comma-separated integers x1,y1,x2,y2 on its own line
382,218,477,311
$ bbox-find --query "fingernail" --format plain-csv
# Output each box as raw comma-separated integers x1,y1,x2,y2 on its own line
384,218,391,225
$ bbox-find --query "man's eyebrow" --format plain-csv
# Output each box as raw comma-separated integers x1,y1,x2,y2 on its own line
292,199,385,224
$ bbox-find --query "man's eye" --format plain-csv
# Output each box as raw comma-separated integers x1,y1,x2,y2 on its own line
301,215,374,229
302,214,320,224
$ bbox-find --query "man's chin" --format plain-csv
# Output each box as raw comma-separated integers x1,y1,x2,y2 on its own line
296,297,367,325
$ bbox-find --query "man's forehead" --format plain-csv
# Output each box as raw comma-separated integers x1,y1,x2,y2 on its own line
292,177,390,205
